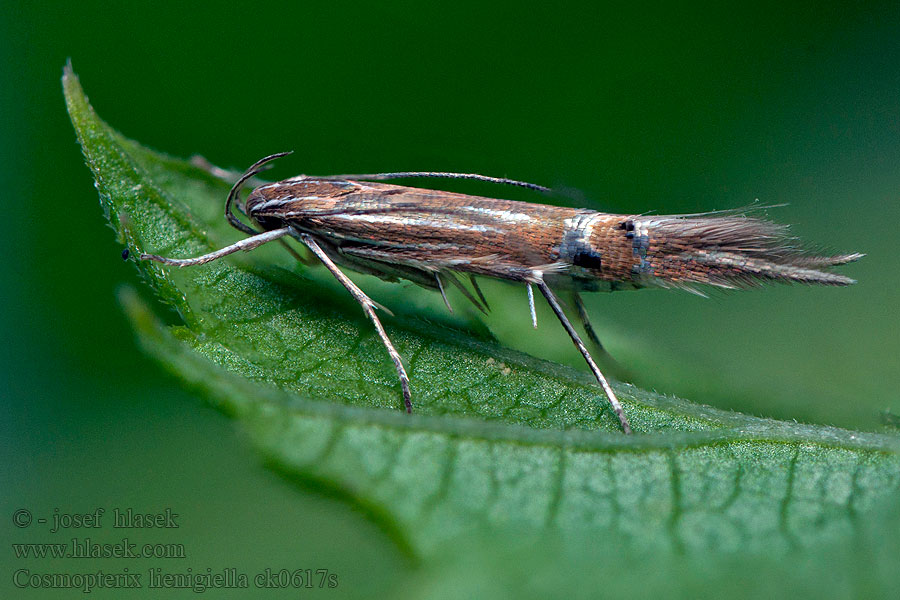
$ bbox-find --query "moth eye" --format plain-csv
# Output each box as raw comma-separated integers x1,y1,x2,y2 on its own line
253,215,283,230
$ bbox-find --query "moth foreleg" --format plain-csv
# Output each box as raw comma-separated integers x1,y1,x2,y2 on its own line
535,279,632,434
299,234,413,413
141,227,293,267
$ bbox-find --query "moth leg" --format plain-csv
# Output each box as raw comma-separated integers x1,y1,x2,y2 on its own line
299,233,412,413
535,279,632,434
572,289,605,351
571,291,635,382
435,273,453,313
281,239,321,267
469,275,491,311
141,227,293,267
527,283,537,328
443,271,489,314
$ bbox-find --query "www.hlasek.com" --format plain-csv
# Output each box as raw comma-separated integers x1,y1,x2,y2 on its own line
13,568,339,593
13,537,185,559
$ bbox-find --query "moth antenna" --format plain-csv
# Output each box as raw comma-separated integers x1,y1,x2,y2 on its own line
226,151,293,235
322,171,551,194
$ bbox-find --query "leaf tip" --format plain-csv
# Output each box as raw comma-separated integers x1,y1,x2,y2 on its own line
62,58,77,87
61,59,87,117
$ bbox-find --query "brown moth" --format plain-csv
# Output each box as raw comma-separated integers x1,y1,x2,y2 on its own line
142,152,862,433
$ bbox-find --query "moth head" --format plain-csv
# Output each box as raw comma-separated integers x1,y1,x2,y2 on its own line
225,151,293,235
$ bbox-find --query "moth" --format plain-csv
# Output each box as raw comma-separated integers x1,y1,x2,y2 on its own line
141,152,862,433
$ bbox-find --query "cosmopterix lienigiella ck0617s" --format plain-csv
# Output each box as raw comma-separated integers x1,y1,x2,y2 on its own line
141,152,862,434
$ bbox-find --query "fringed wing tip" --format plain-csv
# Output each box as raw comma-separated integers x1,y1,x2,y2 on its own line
633,214,863,289
829,252,865,266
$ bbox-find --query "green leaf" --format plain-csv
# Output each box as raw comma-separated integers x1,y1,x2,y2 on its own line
65,64,900,596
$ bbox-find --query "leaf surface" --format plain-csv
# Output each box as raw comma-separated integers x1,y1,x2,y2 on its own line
65,64,900,597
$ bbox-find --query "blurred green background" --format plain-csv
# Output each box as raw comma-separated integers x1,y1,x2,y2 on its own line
3,1,899,597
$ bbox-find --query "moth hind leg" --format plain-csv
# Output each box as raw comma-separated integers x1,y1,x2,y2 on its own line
573,290,605,351
572,289,634,382
536,279,632,434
